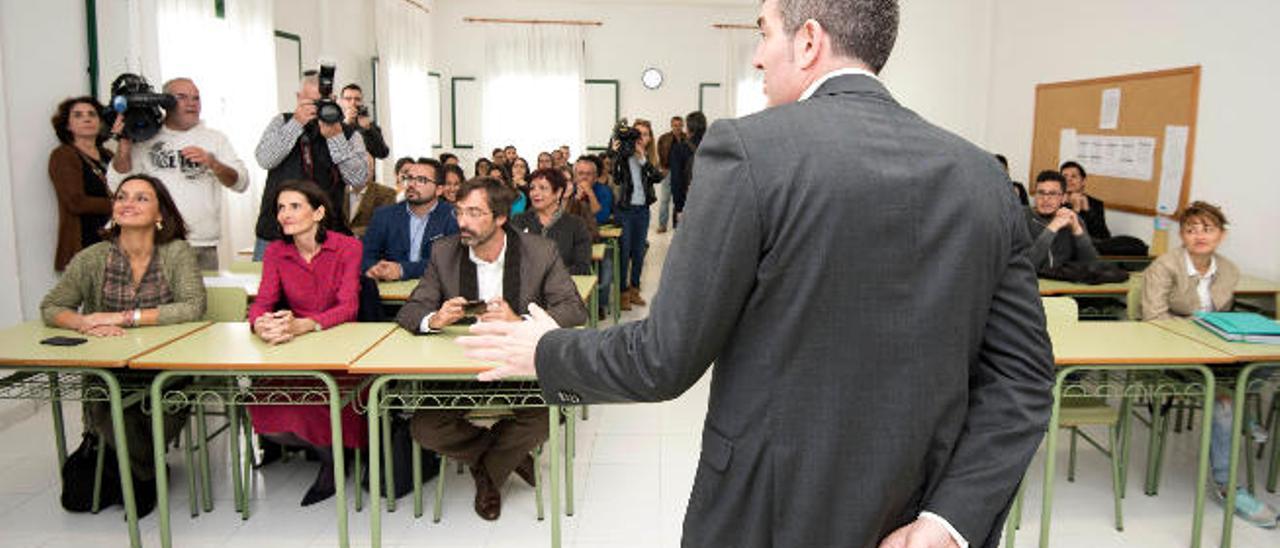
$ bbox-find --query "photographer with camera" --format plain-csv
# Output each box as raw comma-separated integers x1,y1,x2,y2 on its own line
339,83,389,159
608,119,662,309
107,77,249,271
253,67,368,259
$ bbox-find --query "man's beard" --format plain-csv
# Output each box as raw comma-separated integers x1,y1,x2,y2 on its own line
460,226,495,247
406,194,432,206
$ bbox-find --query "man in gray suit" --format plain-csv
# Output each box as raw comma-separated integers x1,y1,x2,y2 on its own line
396,177,587,521
460,1,1054,546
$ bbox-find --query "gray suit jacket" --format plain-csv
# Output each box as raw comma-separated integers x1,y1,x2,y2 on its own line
535,75,1054,547
395,229,588,331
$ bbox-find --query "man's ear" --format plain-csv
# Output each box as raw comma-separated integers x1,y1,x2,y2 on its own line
794,19,826,70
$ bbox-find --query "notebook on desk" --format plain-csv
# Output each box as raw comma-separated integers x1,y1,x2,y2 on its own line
1193,311,1280,344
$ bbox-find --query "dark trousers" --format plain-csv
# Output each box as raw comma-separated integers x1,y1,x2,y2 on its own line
409,408,548,485
84,401,187,481
616,206,650,290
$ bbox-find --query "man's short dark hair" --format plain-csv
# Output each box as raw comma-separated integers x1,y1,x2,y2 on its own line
417,158,444,184
504,145,516,151
394,156,415,175
994,154,1008,169
341,83,362,95
1035,170,1066,193
457,176,515,221
671,115,683,122
575,155,602,177
1059,160,1086,179
492,148,503,155
439,152,458,163
778,0,899,73
444,164,465,182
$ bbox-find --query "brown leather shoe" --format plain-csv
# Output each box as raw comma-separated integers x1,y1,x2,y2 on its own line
629,288,647,306
514,454,536,488
470,464,501,520
620,290,633,311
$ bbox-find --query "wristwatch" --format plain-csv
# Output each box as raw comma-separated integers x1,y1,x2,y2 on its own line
132,309,142,327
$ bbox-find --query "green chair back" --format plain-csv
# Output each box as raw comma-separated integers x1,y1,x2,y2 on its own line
1041,297,1079,328
203,287,248,321
228,261,263,275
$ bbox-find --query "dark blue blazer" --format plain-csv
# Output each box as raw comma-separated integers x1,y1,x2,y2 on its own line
360,201,459,280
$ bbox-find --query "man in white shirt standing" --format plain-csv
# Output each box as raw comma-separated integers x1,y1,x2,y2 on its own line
109,77,248,270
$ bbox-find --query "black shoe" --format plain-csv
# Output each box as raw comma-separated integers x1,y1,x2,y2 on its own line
255,438,285,468
133,476,157,519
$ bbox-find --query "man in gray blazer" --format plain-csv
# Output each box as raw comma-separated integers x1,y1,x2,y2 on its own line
396,177,587,520
461,1,1054,546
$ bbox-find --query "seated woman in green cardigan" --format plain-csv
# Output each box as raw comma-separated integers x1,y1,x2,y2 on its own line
40,173,205,516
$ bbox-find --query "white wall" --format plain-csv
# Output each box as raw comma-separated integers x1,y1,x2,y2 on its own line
1,0,91,321
985,0,1280,280
430,0,758,167
0,5,25,327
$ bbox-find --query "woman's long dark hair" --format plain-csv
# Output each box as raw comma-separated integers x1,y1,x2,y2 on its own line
275,179,339,244
51,96,109,146
685,111,708,147
100,174,189,244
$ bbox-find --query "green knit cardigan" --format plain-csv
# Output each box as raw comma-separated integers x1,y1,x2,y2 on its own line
40,239,207,326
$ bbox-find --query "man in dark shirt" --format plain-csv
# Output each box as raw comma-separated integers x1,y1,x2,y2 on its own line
1025,169,1097,270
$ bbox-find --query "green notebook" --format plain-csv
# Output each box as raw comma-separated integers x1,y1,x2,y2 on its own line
1193,311,1280,344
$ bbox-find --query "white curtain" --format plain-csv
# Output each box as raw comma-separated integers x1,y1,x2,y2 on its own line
481,24,585,158
725,30,767,118
375,0,433,164
153,0,277,263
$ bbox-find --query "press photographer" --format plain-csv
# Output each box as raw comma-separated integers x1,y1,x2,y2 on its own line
253,64,369,259
108,74,249,271
339,83,389,159
606,118,662,309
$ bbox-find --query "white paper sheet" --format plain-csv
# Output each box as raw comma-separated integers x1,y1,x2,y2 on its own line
1157,125,1190,215
1058,128,1078,166
1073,134,1156,181
1100,88,1121,130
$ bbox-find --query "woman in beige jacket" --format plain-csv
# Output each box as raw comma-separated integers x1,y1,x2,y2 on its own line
1141,201,1278,528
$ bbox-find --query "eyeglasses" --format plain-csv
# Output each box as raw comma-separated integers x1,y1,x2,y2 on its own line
452,207,492,219
1035,191,1064,198
401,175,436,186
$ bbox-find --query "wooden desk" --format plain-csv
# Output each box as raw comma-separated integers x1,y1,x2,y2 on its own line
351,327,565,548
131,322,393,370
131,322,394,548
1036,320,1231,548
1152,318,1280,547
591,243,605,262
376,280,418,303
0,321,208,548
1037,278,1131,296
0,321,209,368
598,225,622,239
202,273,421,305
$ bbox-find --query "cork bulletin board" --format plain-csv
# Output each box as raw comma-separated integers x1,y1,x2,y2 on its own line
1029,66,1200,217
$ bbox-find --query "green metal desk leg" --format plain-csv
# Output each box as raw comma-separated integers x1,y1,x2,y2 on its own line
1117,384,1135,499
241,408,255,520
1222,362,1278,548
368,378,387,547
318,373,349,548
227,403,246,517
1037,368,1067,548
565,406,575,517
48,373,68,467
184,416,198,517
195,403,214,512
382,410,396,512
1268,396,1280,493
549,404,562,548
1003,478,1024,548
354,448,363,512
412,443,424,517
610,240,621,324
91,370,141,548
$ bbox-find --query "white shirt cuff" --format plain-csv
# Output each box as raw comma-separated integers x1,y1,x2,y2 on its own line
918,511,968,548
419,312,440,334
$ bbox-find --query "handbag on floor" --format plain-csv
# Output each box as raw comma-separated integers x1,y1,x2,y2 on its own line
60,432,122,512
361,415,440,499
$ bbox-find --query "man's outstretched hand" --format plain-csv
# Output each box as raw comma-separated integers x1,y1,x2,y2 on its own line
459,303,559,381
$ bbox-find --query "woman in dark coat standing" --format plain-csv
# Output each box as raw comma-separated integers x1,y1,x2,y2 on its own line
48,96,114,270
667,111,706,229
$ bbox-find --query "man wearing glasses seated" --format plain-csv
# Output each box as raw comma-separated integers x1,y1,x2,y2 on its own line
395,177,587,520
1026,169,1098,271
361,158,458,282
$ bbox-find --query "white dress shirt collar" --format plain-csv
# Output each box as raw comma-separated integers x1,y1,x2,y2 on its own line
469,233,508,302
799,67,882,102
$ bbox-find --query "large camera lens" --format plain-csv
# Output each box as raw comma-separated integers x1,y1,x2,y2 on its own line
316,99,344,124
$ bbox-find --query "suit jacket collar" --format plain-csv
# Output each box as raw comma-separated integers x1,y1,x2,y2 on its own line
807,73,896,105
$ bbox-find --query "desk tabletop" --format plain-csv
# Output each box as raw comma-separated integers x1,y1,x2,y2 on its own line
572,275,596,302
378,280,418,302
1152,319,1280,362
591,243,605,262
1049,321,1234,365
130,322,396,370
1037,278,1132,296
0,321,210,368
1038,273,1280,296
349,326,494,374
598,226,622,239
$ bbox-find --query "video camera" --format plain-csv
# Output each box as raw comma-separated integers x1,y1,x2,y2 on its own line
610,118,641,159
314,62,344,125
105,73,175,142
